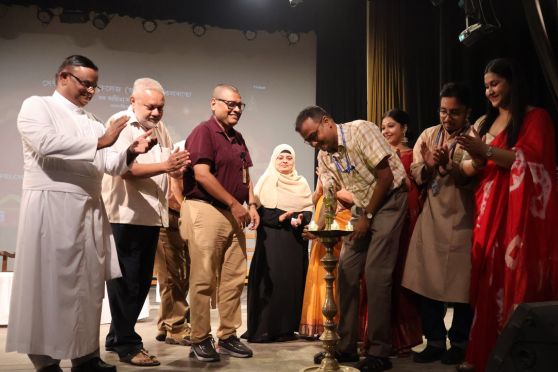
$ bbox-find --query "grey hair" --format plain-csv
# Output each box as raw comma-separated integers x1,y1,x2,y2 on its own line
132,77,165,95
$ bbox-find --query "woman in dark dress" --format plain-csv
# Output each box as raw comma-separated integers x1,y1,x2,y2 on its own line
244,144,313,343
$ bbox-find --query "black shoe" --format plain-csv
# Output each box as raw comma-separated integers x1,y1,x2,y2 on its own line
314,351,360,365
155,330,166,342
38,365,63,372
189,337,220,362
276,332,297,342
71,357,116,372
441,346,465,365
413,345,446,363
355,356,392,372
218,335,253,358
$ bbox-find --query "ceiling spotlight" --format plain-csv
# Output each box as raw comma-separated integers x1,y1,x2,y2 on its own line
192,24,206,37
243,30,257,41
60,9,89,24
142,19,157,33
289,0,304,7
37,8,53,25
92,13,109,30
287,32,300,45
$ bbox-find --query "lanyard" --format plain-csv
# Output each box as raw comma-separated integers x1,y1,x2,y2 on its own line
333,125,354,174
434,124,470,156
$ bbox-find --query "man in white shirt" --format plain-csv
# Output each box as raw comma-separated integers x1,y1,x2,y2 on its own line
101,78,190,367
6,55,153,372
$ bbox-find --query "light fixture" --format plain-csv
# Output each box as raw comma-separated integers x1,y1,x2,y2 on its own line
36,8,53,25
289,0,304,7
59,9,89,24
287,32,300,45
457,0,496,46
92,13,109,30
192,24,206,37
142,19,157,33
243,30,257,41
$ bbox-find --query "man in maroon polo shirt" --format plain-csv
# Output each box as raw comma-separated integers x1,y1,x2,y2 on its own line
180,84,260,362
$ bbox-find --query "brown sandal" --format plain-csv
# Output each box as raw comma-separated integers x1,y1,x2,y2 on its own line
119,348,160,366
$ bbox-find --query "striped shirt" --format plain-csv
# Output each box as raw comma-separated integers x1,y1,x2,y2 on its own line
317,120,406,209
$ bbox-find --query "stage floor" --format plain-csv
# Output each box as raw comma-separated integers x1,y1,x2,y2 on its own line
0,287,456,371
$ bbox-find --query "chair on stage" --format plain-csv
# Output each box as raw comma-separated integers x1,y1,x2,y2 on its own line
0,250,15,272
0,250,15,326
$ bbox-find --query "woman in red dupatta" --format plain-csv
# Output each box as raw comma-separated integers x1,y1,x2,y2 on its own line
457,58,558,372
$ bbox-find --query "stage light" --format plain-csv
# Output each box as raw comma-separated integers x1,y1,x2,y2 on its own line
37,8,53,25
289,0,304,7
92,13,109,30
459,22,496,46
60,9,89,24
457,0,497,47
192,24,206,37
142,19,157,33
287,32,300,45
243,30,257,41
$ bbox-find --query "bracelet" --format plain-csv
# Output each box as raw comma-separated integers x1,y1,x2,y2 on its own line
248,202,258,208
471,158,486,170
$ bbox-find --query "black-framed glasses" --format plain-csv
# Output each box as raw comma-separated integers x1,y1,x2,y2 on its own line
438,108,465,118
64,72,100,92
215,98,246,111
303,116,325,145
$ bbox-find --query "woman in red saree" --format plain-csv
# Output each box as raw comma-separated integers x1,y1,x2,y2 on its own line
457,58,558,372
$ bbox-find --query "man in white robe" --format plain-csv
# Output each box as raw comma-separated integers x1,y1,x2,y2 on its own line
6,55,154,372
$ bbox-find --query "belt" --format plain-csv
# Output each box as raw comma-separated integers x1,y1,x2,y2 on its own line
354,185,405,215
187,198,228,210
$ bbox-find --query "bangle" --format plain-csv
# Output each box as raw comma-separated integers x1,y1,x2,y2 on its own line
471,158,486,170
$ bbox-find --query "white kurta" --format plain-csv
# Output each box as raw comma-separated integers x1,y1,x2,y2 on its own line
6,92,128,359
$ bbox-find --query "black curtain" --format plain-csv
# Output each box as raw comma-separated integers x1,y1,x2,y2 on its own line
314,0,367,123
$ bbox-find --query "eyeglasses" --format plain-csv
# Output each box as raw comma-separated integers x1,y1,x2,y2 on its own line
64,72,100,92
438,108,465,118
303,116,324,145
215,98,246,111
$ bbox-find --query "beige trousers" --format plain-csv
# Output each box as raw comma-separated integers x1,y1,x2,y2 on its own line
155,210,190,333
180,199,247,343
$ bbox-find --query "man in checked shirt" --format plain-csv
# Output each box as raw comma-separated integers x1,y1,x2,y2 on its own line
296,106,407,372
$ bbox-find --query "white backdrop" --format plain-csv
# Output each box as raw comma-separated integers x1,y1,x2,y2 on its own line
0,5,317,260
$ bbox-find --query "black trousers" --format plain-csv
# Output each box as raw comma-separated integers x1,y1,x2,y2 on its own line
106,223,160,357
420,295,473,349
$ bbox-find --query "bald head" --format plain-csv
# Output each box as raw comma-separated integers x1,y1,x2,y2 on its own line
212,84,240,98
211,83,243,129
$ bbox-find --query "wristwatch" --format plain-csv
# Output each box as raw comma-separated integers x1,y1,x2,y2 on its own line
485,145,494,159
366,212,374,220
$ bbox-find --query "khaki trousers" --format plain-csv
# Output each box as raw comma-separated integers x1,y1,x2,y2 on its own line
180,199,247,343
155,210,190,333
337,187,407,357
